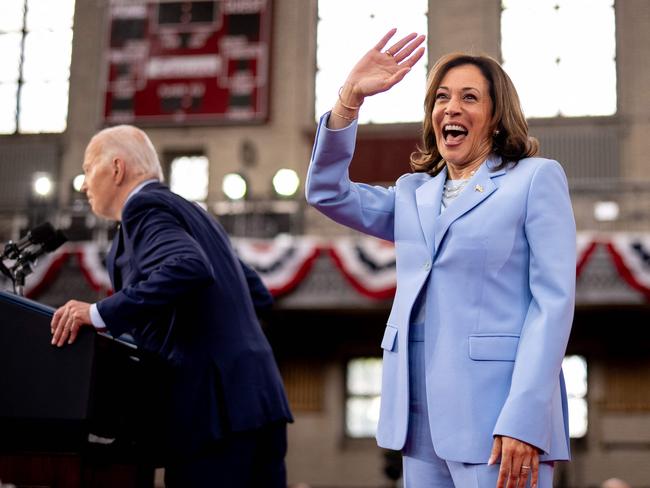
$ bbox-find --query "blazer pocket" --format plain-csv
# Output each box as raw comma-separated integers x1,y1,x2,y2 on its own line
468,334,519,361
381,325,398,352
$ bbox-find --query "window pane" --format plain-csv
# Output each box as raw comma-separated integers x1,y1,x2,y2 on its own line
22,29,73,81
0,0,25,32
2,0,76,134
501,0,616,117
170,155,209,202
0,33,23,82
503,59,560,118
316,0,428,124
563,355,587,398
0,83,18,133
347,358,382,395
18,80,69,133
568,397,588,438
346,396,381,438
563,355,588,438
26,0,75,30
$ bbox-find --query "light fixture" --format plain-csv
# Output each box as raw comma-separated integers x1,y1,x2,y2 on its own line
272,168,300,197
33,173,53,197
170,155,209,202
594,201,619,222
222,173,247,200
72,174,85,192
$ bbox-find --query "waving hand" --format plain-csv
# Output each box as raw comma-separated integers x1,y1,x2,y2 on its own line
330,29,426,128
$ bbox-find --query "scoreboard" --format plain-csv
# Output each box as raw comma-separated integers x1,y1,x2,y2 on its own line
103,0,272,125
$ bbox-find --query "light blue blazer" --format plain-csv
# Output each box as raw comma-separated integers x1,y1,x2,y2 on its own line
306,113,576,464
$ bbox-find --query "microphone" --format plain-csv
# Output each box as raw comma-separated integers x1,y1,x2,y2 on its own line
2,222,57,260
1,223,67,296
20,230,68,263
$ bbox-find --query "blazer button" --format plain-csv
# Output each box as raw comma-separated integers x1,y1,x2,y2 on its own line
424,261,431,271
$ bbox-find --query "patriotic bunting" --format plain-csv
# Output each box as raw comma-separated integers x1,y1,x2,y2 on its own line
23,248,69,298
328,237,396,300
75,242,113,294
7,233,650,302
576,232,598,277
605,234,650,299
231,235,320,297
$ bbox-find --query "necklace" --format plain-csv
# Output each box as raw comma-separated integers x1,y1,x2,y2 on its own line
443,179,470,199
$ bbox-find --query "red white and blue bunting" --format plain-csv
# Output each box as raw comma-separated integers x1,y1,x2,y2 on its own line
606,234,650,300
328,237,396,300
8,233,650,302
231,235,320,297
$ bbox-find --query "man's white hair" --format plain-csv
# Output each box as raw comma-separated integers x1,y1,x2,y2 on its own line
88,125,164,181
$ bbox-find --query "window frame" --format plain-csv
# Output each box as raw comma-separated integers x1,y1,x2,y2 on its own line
500,0,617,119
344,356,383,439
0,0,75,135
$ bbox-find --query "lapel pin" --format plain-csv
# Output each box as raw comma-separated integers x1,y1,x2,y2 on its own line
474,184,484,193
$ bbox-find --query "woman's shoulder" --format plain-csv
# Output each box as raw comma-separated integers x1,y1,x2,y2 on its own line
504,157,570,196
508,156,568,181
514,156,565,172
396,171,433,185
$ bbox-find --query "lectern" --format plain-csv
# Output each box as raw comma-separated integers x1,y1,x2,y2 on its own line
0,291,164,488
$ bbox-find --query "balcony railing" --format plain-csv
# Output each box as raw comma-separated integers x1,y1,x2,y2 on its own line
571,180,650,232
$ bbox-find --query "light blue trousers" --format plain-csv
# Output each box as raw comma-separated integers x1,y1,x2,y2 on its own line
402,324,554,488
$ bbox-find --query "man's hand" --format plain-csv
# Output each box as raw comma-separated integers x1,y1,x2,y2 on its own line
50,300,93,347
489,435,540,488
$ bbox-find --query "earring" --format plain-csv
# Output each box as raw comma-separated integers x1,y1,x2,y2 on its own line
493,129,500,136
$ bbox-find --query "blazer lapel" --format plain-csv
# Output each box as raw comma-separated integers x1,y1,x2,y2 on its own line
433,157,506,254
415,168,446,256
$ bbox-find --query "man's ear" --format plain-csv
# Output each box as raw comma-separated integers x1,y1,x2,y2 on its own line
112,157,127,185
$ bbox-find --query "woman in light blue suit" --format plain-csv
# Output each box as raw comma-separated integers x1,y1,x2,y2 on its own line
306,30,576,488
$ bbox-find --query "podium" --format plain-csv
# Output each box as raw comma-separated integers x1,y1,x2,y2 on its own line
0,291,165,488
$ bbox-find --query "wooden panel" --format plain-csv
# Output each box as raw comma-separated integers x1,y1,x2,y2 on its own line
603,359,650,412
280,360,325,412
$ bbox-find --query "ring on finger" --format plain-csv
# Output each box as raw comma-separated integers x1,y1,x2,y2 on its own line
385,51,394,57
521,465,531,470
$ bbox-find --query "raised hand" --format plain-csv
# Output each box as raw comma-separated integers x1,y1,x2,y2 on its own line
330,28,426,128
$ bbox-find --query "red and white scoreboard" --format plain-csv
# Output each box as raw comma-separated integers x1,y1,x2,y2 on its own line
103,0,272,125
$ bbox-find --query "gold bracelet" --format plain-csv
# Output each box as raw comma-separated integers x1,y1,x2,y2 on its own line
338,86,362,110
331,109,357,121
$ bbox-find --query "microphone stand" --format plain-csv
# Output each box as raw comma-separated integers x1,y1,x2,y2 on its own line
1,226,67,297
0,260,17,294
1,255,32,297
12,260,33,297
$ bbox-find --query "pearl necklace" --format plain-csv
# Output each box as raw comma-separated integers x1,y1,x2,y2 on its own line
443,179,470,199
443,169,477,199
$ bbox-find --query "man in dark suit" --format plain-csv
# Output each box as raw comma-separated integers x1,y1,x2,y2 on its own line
50,125,293,487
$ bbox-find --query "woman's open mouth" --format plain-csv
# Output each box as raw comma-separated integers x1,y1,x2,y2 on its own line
442,123,468,145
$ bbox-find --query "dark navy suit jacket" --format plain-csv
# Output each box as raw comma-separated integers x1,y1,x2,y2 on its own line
97,182,292,458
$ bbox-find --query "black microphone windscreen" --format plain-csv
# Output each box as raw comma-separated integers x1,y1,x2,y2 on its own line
29,222,56,244
42,230,68,252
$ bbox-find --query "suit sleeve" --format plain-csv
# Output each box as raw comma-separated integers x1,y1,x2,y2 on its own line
305,112,396,241
492,160,576,453
97,194,215,336
238,258,274,310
